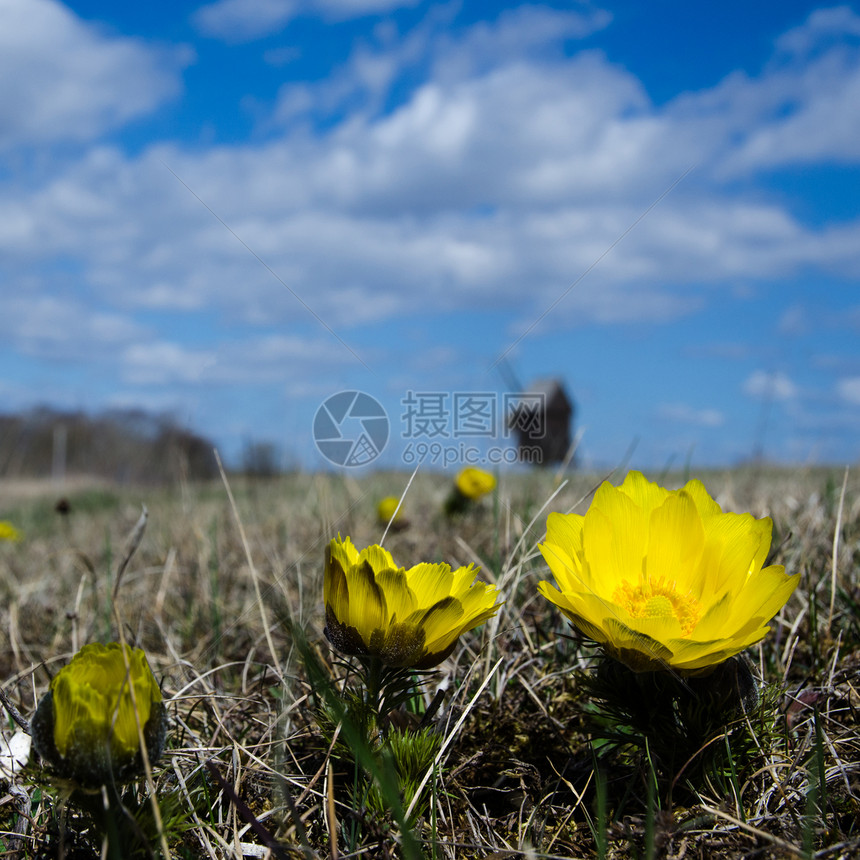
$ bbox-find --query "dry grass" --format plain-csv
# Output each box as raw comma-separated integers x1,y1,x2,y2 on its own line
0,464,858,858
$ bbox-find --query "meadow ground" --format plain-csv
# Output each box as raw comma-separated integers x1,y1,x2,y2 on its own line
0,464,858,858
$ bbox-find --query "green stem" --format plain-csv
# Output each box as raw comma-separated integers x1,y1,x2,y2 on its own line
72,787,127,860
363,656,384,721
104,800,125,860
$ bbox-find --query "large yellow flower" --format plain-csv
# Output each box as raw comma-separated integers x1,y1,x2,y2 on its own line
324,536,501,669
31,642,167,785
538,471,799,672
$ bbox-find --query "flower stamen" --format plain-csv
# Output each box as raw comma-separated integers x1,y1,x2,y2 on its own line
613,578,702,636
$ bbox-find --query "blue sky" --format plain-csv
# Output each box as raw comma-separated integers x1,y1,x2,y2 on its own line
2,0,859,472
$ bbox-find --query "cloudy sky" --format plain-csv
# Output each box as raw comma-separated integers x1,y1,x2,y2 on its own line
2,0,859,472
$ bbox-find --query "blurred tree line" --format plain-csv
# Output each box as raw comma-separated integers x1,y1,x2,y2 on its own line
0,407,219,484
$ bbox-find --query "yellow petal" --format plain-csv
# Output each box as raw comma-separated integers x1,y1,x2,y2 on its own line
679,478,722,517
644,492,704,591
375,568,415,621
539,540,582,592
537,580,576,613
583,494,647,594
749,516,775,572
545,511,584,557
617,470,669,512
346,560,389,642
324,543,351,621
691,592,733,639
455,579,500,624
450,563,481,595
329,535,359,569
719,565,800,634
406,562,454,603
540,584,618,636
697,512,762,597
359,544,398,575
418,597,466,654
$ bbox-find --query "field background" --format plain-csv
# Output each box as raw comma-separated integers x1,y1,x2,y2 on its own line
1,464,858,858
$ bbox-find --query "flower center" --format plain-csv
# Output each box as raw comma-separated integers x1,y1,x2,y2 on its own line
612,578,702,636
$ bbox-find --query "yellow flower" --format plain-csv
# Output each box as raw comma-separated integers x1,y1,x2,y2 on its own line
31,642,167,785
377,496,402,524
538,471,799,672
455,467,496,500
324,536,501,669
0,521,22,542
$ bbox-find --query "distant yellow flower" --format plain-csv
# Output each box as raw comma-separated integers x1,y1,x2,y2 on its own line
31,642,167,785
455,467,496,500
538,471,799,672
324,536,501,669
0,521,22,542
377,496,402,524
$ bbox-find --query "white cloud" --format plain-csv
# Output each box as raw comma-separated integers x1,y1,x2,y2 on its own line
743,371,799,401
133,282,209,311
775,6,860,57
214,333,358,381
658,404,725,427
106,390,197,415
722,70,860,173
3,2,860,383
0,295,144,360
259,5,860,232
193,0,297,41
4,117,859,349
429,5,612,80
119,331,357,388
707,6,860,175
836,376,860,405
316,0,420,20
0,0,187,151
121,342,217,385
269,5,612,127
193,0,419,41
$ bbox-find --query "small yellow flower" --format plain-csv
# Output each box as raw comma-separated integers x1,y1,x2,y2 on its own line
538,471,800,672
455,467,496,500
0,521,22,542
31,642,167,785
377,496,403,524
324,536,501,669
